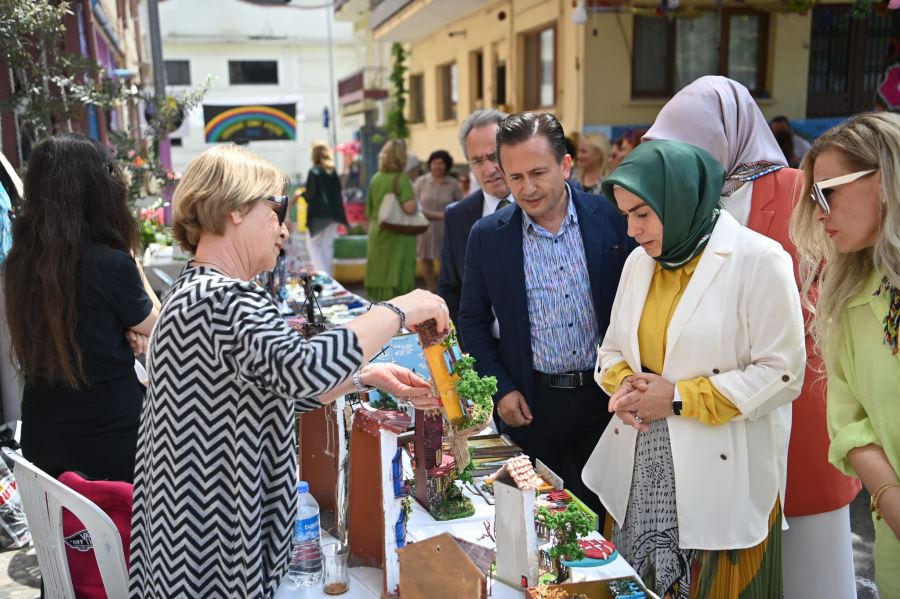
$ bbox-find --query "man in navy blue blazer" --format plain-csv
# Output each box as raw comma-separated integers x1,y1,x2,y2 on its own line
459,113,633,517
437,109,513,350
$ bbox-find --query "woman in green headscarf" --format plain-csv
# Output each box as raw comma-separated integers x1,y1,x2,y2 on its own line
582,141,806,598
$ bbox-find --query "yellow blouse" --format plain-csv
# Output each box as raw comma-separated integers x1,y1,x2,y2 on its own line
601,254,740,425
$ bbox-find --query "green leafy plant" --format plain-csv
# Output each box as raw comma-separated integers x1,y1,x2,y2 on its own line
454,448,476,484
385,43,409,140
536,503,593,580
431,480,475,520
452,355,497,432
370,389,400,411
401,496,413,521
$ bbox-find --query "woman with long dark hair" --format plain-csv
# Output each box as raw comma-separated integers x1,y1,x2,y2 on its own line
4,133,160,482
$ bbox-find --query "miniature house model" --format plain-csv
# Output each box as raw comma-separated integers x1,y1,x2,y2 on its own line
398,533,494,599
413,410,456,513
348,408,411,596
417,320,473,425
491,456,550,589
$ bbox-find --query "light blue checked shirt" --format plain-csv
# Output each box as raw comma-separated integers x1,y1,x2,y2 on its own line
522,186,599,373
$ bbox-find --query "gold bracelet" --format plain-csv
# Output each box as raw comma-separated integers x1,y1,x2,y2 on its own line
870,482,900,520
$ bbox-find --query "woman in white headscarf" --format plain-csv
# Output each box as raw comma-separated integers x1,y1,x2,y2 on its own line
643,75,861,599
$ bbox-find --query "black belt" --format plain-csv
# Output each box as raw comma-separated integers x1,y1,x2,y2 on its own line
533,369,594,389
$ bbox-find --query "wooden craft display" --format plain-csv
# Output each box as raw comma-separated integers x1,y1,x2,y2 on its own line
347,408,411,596
298,403,339,511
398,533,494,599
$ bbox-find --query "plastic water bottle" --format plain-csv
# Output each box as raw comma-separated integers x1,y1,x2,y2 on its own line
288,481,323,587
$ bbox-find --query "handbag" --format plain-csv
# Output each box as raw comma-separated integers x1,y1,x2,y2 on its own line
377,174,429,235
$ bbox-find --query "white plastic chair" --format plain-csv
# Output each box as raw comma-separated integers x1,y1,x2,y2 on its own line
2,447,129,599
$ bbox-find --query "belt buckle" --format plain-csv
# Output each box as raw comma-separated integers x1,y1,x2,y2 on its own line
551,373,579,389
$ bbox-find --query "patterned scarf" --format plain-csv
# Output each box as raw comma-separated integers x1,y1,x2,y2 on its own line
603,140,724,271
721,161,785,197
874,276,900,355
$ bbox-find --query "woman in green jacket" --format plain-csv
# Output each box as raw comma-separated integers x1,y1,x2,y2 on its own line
365,139,418,301
792,112,900,597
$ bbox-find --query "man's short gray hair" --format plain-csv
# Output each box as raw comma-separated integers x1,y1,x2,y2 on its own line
458,108,508,159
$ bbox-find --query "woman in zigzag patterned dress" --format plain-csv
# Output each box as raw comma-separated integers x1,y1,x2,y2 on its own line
128,145,450,599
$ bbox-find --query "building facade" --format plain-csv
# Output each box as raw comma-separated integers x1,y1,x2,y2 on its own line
0,0,147,168
365,0,898,163
159,0,362,180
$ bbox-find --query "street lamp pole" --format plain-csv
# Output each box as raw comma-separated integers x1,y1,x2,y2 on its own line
146,0,166,98
325,1,338,149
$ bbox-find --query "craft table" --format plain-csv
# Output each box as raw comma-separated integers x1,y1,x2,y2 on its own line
274,482,646,598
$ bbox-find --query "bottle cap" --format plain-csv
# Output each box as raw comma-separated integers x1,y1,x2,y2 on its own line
297,481,309,494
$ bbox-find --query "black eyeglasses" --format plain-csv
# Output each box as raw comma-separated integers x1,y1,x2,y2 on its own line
265,195,289,225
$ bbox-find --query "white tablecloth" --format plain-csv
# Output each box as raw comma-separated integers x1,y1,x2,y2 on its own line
274,485,645,598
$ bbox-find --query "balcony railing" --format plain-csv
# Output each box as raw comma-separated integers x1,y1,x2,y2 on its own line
338,67,389,107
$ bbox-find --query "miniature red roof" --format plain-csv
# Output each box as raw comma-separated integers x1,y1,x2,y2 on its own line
488,455,546,490
427,453,456,477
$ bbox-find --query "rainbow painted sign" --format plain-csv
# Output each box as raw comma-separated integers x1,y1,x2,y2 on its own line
203,103,297,143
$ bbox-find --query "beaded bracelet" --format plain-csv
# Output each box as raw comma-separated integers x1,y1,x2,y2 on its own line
373,301,406,332
871,482,900,520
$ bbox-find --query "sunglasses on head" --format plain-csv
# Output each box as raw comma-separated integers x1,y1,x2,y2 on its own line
810,169,876,215
265,195,289,225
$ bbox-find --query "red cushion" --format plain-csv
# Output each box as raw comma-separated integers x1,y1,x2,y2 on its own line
58,472,132,599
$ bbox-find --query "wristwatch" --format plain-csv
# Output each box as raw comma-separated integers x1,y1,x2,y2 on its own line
672,398,683,416
352,369,373,395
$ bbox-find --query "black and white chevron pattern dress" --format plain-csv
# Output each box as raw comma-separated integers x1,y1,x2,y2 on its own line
128,266,363,598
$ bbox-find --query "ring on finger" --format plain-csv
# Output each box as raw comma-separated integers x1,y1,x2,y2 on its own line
633,413,643,423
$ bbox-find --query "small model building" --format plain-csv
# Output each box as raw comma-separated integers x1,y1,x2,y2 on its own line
398,533,495,599
413,409,474,520
490,456,555,590
417,320,468,424
347,408,412,596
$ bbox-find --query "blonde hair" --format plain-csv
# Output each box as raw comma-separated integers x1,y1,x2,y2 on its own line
580,132,613,178
172,145,289,254
311,140,335,172
378,139,407,173
790,111,900,363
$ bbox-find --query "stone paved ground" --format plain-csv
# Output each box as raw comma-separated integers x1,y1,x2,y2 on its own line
0,491,879,598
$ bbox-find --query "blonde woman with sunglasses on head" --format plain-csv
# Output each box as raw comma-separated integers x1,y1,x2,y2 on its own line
791,112,900,597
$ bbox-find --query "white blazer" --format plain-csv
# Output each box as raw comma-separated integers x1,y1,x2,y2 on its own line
582,211,805,550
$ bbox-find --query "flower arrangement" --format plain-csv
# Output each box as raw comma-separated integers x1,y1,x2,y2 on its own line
138,198,173,249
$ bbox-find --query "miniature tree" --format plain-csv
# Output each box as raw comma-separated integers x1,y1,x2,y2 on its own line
536,503,593,583
452,355,497,434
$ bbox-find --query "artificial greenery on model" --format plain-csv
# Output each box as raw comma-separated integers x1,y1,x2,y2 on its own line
451,354,497,433
536,503,594,582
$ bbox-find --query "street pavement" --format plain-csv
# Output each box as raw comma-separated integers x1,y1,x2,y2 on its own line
0,490,880,598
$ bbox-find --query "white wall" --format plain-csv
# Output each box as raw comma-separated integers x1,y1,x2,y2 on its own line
158,0,360,181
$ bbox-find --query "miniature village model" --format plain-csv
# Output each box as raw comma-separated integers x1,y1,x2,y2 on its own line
413,321,496,520
336,324,617,597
